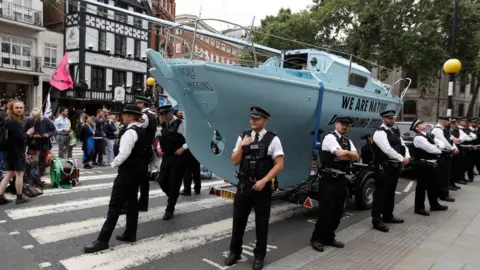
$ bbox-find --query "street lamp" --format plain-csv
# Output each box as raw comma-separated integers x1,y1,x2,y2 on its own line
146,76,155,102
443,58,462,116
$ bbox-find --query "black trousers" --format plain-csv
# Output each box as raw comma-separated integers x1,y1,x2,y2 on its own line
182,151,201,193
371,162,402,223
98,165,141,242
93,138,104,163
158,154,185,213
451,152,463,183
463,149,475,180
229,181,272,258
415,162,440,210
311,174,346,244
437,154,451,198
138,147,153,209
475,150,480,174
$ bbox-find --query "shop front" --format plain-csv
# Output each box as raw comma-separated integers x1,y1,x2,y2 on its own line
0,71,42,113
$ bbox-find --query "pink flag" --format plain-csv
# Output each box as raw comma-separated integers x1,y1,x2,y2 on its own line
50,53,74,91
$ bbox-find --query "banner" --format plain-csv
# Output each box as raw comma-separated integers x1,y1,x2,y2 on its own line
50,53,74,91
44,92,52,118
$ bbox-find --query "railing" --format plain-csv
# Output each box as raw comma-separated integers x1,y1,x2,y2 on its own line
0,1,42,26
0,53,41,72
60,90,134,103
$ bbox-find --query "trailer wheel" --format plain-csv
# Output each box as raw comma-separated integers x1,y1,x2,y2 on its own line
355,176,375,210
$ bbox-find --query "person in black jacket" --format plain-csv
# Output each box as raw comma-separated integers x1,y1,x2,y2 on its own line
93,109,106,166
84,104,147,253
0,100,34,205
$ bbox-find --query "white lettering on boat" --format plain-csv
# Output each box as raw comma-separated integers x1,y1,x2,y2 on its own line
341,95,388,113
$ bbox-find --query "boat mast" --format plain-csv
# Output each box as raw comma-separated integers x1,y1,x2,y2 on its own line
79,0,281,55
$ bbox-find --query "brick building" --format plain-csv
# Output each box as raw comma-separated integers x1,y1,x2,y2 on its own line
150,0,175,56
173,14,243,65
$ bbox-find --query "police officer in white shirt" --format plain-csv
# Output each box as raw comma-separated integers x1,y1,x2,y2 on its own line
458,117,477,182
431,116,457,202
225,107,284,270
84,104,147,253
411,119,448,216
371,110,410,233
310,116,359,253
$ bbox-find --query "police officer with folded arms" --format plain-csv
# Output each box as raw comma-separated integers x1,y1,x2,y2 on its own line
225,107,284,270
371,110,410,233
411,119,448,216
458,117,477,182
156,104,188,220
84,104,147,253
310,116,359,252
431,116,457,202
450,118,467,185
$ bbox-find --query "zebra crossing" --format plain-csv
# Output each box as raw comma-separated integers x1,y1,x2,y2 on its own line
0,164,311,270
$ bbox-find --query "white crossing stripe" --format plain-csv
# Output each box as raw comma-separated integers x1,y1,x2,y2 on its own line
29,197,232,244
40,174,118,184
9,231,19,235
59,202,302,270
23,245,34,249
5,181,225,220
39,262,52,268
404,181,414,192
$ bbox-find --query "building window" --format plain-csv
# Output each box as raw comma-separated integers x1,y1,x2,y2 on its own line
133,72,144,91
349,73,368,88
175,43,181,53
210,39,215,46
112,70,126,87
97,0,108,17
460,81,466,94
98,31,106,51
403,100,417,121
67,0,78,14
1,38,32,69
199,35,204,41
133,7,142,28
232,48,237,55
44,43,57,67
134,40,141,59
458,104,465,116
205,36,209,43
114,35,127,56
221,44,225,51
114,2,128,24
405,69,418,89
90,66,105,90
215,41,220,48
226,46,231,53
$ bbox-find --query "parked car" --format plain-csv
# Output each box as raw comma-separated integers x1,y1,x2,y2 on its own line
395,121,434,167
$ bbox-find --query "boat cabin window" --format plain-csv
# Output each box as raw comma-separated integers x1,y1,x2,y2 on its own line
349,73,368,88
283,53,308,70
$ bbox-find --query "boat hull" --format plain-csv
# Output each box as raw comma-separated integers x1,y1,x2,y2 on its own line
147,50,403,188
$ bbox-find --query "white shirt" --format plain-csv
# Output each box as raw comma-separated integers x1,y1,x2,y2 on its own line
160,116,188,150
458,125,475,142
233,129,284,159
431,124,456,151
372,124,411,162
413,132,443,155
139,108,150,129
321,130,357,153
111,122,141,168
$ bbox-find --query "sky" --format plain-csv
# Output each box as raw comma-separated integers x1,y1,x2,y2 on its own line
175,0,314,31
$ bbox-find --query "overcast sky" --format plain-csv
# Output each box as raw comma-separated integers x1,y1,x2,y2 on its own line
175,0,314,30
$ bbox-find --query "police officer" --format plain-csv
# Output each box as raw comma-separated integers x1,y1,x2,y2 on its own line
371,110,410,232
431,116,457,202
310,116,359,252
411,119,448,216
135,95,158,211
225,107,284,270
458,117,476,182
471,118,480,173
450,118,467,185
157,104,188,220
84,104,147,253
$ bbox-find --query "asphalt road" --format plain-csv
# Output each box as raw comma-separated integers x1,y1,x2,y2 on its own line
0,149,417,270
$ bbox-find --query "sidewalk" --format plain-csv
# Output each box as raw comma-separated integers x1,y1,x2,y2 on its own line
266,176,480,270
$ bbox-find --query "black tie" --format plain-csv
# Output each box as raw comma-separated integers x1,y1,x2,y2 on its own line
254,133,260,143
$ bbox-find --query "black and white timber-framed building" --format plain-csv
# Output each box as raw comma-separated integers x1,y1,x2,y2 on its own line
51,0,152,114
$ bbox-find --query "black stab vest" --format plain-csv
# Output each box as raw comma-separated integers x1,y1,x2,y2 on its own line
414,133,440,160
239,130,276,180
160,118,186,156
371,127,405,162
320,131,351,170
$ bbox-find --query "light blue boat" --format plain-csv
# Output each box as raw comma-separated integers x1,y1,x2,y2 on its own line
146,48,405,188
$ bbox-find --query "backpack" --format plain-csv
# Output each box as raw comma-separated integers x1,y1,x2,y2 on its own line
50,157,80,189
0,119,9,151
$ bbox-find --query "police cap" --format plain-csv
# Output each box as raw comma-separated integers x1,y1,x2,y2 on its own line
449,117,458,123
158,104,173,113
122,104,143,116
135,95,152,105
250,106,271,119
471,118,480,122
410,118,424,131
458,116,468,121
437,116,450,120
335,116,353,125
380,110,396,118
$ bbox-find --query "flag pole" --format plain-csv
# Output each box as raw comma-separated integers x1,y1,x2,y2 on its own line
43,86,52,107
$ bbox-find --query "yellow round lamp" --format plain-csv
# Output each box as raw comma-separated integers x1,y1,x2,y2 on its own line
443,59,462,74
146,77,155,86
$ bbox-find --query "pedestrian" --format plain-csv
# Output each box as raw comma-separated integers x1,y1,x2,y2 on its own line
54,107,72,159
84,104,147,253
371,110,410,232
430,116,457,202
157,104,188,220
93,109,106,166
310,116,359,252
410,119,448,216
224,107,284,270
79,116,95,169
104,115,117,164
0,100,34,205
